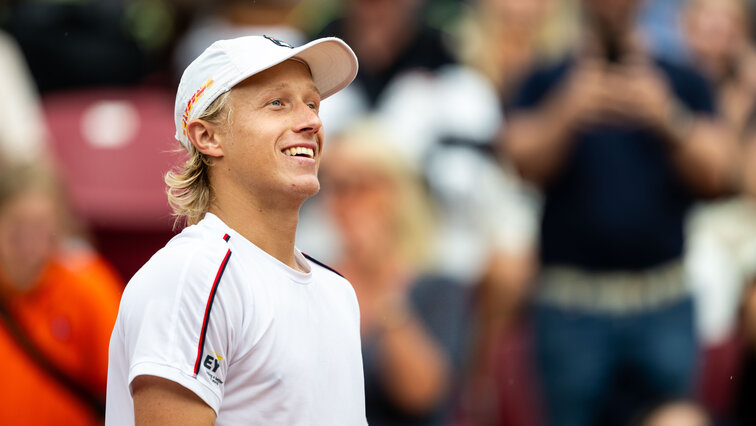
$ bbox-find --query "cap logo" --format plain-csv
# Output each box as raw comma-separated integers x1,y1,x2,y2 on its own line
264,35,294,49
182,78,215,136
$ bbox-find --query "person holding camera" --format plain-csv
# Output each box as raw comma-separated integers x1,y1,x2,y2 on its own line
502,0,738,425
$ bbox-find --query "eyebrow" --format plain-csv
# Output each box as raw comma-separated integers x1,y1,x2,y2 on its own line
261,82,321,98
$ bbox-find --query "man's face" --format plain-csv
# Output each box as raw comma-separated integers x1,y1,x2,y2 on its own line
216,60,324,205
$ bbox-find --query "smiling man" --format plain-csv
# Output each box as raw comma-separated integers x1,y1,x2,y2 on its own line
105,36,364,425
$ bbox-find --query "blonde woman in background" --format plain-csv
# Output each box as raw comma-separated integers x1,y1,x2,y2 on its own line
319,122,470,426
0,159,123,425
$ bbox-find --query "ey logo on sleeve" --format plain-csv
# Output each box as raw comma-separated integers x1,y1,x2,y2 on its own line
203,351,224,385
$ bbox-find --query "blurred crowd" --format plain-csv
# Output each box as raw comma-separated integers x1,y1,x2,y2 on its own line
1,0,756,425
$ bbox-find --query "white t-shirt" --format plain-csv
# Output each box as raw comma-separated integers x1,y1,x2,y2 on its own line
106,213,366,425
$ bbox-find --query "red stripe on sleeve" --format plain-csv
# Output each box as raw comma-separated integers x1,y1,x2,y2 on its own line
193,248,232,376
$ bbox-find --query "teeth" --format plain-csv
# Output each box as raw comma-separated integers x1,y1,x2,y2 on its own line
283,147,314,158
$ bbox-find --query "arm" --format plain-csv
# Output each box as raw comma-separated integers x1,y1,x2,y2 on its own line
663,115,738,197
504,94,579,186
375,300,450,414
612,63,739,197
503,59,609,185
116,245,233,426
132,375,217,426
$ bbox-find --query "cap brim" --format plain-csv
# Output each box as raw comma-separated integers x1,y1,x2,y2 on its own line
292,37,359,100
224,37,358,101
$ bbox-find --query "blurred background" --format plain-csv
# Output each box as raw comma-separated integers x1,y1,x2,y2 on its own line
1,0,756,425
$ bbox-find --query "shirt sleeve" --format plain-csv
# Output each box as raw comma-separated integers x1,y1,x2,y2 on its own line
118,241,234,414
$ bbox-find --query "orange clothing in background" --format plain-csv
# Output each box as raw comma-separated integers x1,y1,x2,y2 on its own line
0,251,123,425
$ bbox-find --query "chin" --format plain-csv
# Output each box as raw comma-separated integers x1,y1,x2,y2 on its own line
289,177,321,198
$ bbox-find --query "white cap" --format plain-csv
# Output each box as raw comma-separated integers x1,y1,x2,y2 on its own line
174,35,359,149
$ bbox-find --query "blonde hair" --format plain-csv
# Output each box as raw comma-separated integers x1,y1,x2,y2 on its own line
165,92,231,228
0,159,62,210
326,121,437,267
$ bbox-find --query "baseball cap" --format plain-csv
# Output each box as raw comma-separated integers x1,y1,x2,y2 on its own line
174,35,359,149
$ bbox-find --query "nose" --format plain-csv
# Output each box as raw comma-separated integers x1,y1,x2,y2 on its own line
293,102,322,135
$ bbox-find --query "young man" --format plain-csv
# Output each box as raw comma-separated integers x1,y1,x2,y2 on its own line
105,35,365,425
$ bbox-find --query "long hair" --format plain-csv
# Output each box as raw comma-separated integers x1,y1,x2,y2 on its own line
164,92,231,228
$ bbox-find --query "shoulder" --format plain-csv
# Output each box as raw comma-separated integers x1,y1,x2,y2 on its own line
36,257,121,316
508,56,574,109
302,252,344,278
302,252,358,303
654,57,716,113
654,57,709,85
114,224,242,362
121,226,233,310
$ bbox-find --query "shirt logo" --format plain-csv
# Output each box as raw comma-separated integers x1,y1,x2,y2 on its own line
182,78,215,136
264,35,294,49
203,351,224,385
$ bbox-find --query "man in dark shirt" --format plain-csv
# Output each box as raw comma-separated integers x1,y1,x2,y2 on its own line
503,0,738,425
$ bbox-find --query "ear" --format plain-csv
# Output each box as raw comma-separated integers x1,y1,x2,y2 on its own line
186,119,225,157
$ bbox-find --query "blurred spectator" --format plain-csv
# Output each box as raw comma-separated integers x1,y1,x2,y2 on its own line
503,0,738,425
0,30,48,162
679,0,756,420
302,0,528,289
1,1,186,282
307,7,544,424
318,122,470,426
0,160,124,425
172,0,305,77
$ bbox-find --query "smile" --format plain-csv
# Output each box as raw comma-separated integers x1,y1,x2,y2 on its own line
283,146,315,159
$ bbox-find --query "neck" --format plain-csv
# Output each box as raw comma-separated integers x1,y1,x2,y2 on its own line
209,194,304,271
